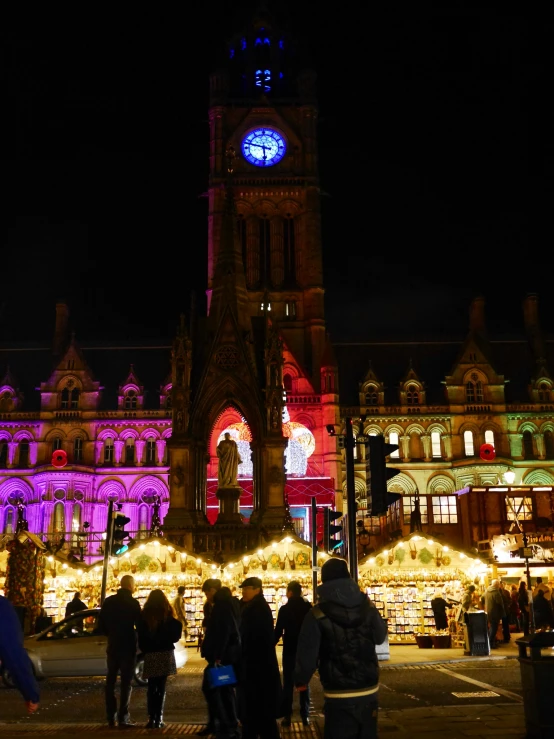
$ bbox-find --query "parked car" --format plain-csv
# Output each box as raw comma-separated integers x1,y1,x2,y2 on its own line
1,608,187,688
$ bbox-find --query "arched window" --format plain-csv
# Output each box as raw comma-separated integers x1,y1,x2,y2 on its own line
523,430,534,460
124,392,137,410
484,429,495,448
539,383,552,402
138,505,149,539
364,387,378,405
3,507,14,533
18,442,29,468
146,440,156,465
125,439,135,464
104,438,114,464
464,430,475,456
53,437,63,451
475,381,484,402
70,388,80,409
389,431,400,458
544,430,554,460
0,441,8,468
431,431,442,458
283,374,293,392
52,502,65,532
74,437,83,463
406,385,419,405
71,503,82,545
61,387,70,409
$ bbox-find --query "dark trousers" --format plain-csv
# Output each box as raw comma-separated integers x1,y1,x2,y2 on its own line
488,618,500,648
147,675,167,721
213,684,240,738
521,609,530,635
282,651,310,720
202,664,218,729
241,716,280,739
324,695,378,739
501,616,510,642
105,652,135,723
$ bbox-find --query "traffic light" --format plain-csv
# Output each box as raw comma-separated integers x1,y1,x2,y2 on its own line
323,506,343,552
367,435,402,516
111,512,132,556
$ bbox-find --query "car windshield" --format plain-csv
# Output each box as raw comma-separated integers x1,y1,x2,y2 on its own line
46,612,101,639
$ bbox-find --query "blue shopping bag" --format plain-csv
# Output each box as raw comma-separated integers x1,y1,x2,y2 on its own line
207,663,237,688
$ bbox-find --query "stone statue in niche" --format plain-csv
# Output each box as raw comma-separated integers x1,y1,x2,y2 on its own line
216,432,242,488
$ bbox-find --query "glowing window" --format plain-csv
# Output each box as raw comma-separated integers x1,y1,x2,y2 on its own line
138,505,149,538
255,69,271,93
389,432,400,458
506,497,533,521
464,430,474,456
431,432,442,458
3,507,14,534
402,496,428,525
432,495,458,524
52,501,65,532
104,439,114,464
484,429,495,448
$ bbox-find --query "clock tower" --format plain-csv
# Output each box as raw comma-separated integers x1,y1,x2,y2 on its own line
207,5,325,381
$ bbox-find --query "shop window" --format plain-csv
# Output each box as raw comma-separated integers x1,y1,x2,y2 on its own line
3,506,14,533
104,439,114,464
389,432,400,458
18,442,29,468
146,440,156,465
484,429,495,448
74,437,83,463
432,495,458,524
0,442,8,468
431,432,442,458
463,430,475,456
506,497,533,521
544,430,554,460
402,496,428,525
523,430,534,460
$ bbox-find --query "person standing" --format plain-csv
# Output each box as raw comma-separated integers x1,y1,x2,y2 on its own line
238,576,283,739
274,580,312,728
0,596,40,715
484,579,506,649
137,589,182,729
509,584,521,632
295,557,387,739
499,581,512,642
518,581,531,635
430,591,449,630
172,585,188,641
202,586,242,739
65,591,87,618
199,578,222,737
99,574,142,729
533,589,554,630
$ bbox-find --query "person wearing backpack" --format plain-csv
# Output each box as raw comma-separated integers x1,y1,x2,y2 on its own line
294,558,387,739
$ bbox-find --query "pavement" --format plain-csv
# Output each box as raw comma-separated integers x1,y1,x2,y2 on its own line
0,638,532,738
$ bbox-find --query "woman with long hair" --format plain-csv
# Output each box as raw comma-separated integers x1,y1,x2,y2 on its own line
137,589,182,729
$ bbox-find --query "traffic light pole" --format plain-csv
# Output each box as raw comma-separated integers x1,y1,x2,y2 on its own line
311,497,318,603
100,500,114,605
345,418,358,583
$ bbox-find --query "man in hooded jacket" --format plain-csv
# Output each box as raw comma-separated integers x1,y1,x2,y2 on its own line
294,557,387,739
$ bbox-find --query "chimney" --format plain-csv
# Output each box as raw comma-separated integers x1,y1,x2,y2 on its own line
469,296,486,334
53,302,69,356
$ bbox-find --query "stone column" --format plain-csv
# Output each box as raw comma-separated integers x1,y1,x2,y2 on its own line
534,433,545,460
421,434,431,462
399,435,410,462
156,440,166,465
114,440,124,466
95,441,104,465
443,435,452,461
135,440,146,466
29,442,38,466
215,486,242,525
8,442,17,468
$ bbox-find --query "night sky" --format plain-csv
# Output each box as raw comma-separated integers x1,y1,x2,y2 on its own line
2,4,553,346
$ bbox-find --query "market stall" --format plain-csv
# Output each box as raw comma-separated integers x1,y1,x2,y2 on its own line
220,535,318,621
358,534,490,646
37,537,217,644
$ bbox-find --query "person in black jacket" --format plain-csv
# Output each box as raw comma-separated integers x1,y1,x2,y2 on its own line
199,578,222,736
65,592,87,618
295,557,387,739
238,576,283,739
138,588,182,729
99,575,142,729
202,586,242,739
274,580,312,728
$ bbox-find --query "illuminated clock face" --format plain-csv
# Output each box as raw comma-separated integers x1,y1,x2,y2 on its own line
241,128,286,167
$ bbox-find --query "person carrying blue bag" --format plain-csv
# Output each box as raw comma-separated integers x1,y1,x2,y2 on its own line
202,586,242,739
0,596,40,715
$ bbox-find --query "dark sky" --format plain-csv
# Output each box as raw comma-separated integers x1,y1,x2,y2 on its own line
2,3,553,345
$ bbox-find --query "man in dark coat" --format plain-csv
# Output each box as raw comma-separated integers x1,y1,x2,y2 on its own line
295,557,387,739
274,580,312,728
65,592,87,618
430,591,449,630
0,596,40,714
499,581,512,643
484,578,506,649
238,576,283,739
98,574,142,729
202,586,242,739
